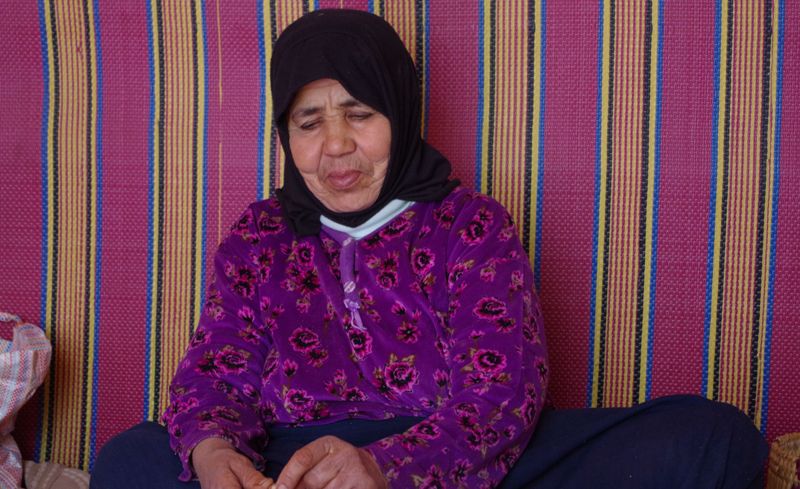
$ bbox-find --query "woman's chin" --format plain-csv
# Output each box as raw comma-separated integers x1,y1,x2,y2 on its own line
320,195,377,214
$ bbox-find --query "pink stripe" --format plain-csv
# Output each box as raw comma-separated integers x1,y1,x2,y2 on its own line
93,2,150,449
426,2,478,187
768,0,800,441
539,0,598,408
0,0,43,362
649,1,714,399
207,1,261,251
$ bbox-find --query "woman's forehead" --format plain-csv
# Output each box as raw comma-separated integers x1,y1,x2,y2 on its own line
290,79,371,116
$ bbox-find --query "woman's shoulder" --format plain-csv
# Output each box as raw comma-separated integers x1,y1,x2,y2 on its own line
221,197,291,248
435,186,510,217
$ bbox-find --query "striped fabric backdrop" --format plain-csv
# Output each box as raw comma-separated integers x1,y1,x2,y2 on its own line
0,0,797,472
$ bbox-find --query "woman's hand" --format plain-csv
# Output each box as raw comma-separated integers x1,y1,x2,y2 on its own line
192,437,274,489
274,436,388,489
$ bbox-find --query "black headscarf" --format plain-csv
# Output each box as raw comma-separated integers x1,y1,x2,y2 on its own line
271,9,459,236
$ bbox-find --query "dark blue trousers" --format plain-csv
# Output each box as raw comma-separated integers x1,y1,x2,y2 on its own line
91,395,767,488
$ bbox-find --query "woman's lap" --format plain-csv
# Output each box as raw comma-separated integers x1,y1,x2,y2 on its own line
499,395,767,489
90,395,767,489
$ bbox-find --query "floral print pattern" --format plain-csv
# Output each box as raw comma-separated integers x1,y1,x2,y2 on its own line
164,187,547,487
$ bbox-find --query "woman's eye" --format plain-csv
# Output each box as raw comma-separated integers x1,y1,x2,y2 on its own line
298,120,320,131
348,112,374,121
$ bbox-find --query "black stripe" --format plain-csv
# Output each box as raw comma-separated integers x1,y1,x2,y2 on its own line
189,0,200,337
268,0,277,197
485,2,496,195
377,0,385,16
45,0,60,461
632,0,653,404
713,0,735,401
521,0,536,252
302,0,309,16
153,0,166,418
597,0,616,407
748,0,773,419
79,0,94,468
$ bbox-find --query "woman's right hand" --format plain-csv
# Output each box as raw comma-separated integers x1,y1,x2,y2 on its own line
192,437,273,489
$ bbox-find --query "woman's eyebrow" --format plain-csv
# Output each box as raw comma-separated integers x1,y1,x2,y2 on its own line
291,106,322,119
291,98,368,120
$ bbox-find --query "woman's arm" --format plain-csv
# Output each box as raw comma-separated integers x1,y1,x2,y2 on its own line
364,193,549,488
163,206,274,482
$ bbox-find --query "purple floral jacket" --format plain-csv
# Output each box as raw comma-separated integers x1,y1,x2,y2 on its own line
163,187,548,488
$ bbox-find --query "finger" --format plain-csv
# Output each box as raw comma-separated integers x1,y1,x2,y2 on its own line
275,437,337,489
229,457,272,489
297,445,343,489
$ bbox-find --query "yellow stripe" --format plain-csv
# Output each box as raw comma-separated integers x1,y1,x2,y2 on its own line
591,0,612,408
720,0,757,411
159,0,195,416
55,0,78,466
147,0,161,420
714,1,775,415
42,0,97,467
706,0,729,399
479,0,491,195
724,0,744,407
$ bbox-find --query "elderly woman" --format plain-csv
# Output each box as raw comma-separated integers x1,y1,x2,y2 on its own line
92,9,766,489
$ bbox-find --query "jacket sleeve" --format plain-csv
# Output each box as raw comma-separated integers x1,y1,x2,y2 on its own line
162,206,273,481
365,194,549,488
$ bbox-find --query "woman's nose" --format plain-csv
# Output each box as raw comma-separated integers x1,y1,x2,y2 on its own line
322,118,356,156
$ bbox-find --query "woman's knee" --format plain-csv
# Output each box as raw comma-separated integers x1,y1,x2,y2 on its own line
644,395,768,487
91,422,178,489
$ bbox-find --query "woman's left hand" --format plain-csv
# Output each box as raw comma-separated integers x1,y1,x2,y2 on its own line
273,435,388,489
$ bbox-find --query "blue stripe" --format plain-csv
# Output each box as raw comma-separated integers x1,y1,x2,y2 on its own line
368,0,375,14
143,0,156,419
646,0,665,400
587,0,605,407
702,0,723,396
761,0,784,435
533,0,546,290
473,2,485,192
199,0,209,321
256,0,266,200
89,0,103,469
36,0,51,462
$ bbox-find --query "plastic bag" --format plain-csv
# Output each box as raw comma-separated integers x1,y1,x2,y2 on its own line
0,312,52,489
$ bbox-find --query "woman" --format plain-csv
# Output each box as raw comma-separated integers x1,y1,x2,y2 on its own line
92,10,766,489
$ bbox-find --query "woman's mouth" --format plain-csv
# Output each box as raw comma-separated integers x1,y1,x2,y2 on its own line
326,170,361,190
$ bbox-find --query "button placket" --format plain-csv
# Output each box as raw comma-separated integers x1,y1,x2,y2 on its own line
339,237,365,331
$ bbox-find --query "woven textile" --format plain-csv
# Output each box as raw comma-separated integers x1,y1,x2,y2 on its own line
0,0,797,472
0,314,52,488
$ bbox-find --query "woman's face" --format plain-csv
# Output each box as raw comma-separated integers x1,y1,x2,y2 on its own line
288,78,391,214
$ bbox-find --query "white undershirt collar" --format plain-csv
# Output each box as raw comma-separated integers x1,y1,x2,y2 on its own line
320,200,414,240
